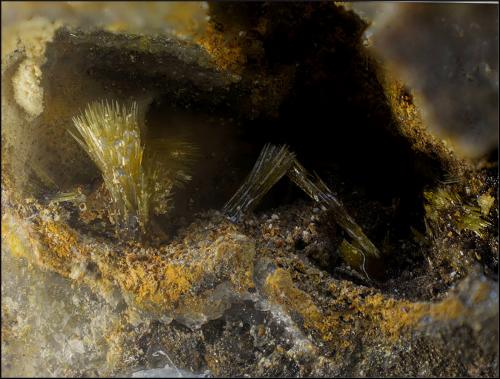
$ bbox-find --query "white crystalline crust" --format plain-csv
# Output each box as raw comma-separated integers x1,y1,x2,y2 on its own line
1,240,121,377
3,17,62,119
12,59,44,118
131,364,209,378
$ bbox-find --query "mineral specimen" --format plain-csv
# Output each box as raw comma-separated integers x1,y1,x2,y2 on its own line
1,2,498,378
70,100,194,236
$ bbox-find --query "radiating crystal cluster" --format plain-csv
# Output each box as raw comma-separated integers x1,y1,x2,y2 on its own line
224,144,381,259
223,144,296,221
71,100,194,235
1,2,498,377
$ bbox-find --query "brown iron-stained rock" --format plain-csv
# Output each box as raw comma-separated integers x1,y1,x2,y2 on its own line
2,2,498,377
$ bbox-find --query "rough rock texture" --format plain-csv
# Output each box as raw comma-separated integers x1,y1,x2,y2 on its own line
2,2,498,378
352,2,499,158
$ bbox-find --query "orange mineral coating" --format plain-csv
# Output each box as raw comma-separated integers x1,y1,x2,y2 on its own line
3,205,257,317
197,24,246,73
264,267,473,347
